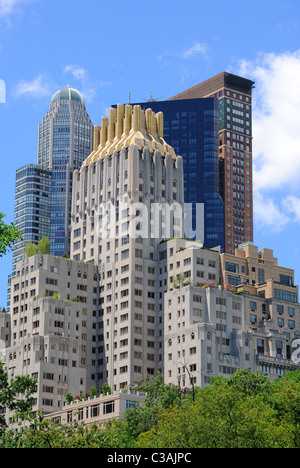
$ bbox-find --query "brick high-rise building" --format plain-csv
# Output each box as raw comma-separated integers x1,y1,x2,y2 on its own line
169,72,255,254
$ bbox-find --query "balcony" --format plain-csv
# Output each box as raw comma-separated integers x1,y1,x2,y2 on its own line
256,353,298,369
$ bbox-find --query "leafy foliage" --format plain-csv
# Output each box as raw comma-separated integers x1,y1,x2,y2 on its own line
24,236,50,257
2,367,300,448
0,362,37,434
0,212,22,257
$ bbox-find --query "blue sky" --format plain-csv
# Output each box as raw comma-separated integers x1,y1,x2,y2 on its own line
0,0,300,305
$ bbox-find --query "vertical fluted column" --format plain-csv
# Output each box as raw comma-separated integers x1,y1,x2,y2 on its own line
93,126,101,151
79,166,86,216
165,153,173,203
124,105,132,136
128,143,139,200
177,156,184,205
87,164,93,212
119,147,126,197
95,159,101,208
108,108,116,144
143,147,151,199
103,154,109,203
116,104,124,140
133,105,141,132
111,151,117,202
156,112,164,139
100,117,108,148
71,170,79,219
154,150,162,201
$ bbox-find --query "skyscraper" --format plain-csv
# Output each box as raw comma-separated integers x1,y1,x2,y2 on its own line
71,104,184,390
7,164,52,312
12,164,52,268
128,97,225,251
38,86,94,256
169,72,255,254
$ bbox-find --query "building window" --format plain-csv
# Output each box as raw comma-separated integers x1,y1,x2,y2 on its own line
227,275,241,286
274,289,297,303
277,318,284,328
249,314,257,324
225,262,239,274
280,275,293,286
258,268,265,285
257,339,264,355
277,305,284,314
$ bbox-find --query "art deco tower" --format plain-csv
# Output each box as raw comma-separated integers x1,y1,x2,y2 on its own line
71,104,184,390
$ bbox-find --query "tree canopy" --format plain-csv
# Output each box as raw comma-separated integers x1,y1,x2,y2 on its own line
0,212,22,257
2,367,300,448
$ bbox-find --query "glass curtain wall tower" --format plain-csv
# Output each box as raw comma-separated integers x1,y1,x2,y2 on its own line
38,86,94,256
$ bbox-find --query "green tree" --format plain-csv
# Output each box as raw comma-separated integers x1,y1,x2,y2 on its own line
65,393,74,404
37,236,50,254
271,369,300,448
226,367,271,396
0,362,37,434
101,383,112,395
125,373,181,441
24,236,50,258
89,386,99,398
136,373,290,448
0,212,22,257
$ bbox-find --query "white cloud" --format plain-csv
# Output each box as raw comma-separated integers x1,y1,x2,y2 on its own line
0,0,34,19
13,74,55,99
63,65,87,81
254,192,291,232
237,51,300,230
182,42,207,59
283,196,300,223
63,64,111,103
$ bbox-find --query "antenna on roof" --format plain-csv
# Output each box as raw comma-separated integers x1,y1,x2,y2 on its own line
128,90,131,104
143,89,163,102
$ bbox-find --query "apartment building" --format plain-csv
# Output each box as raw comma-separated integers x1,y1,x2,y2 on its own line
44,391,146,426
5,254,100,418
0,311,10,350
163,241,300,387
70,104,184,391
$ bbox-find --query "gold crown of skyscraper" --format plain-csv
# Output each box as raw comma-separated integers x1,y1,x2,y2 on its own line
83,104,176,167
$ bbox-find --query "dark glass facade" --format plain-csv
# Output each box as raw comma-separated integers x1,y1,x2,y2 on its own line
126,98,225,251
